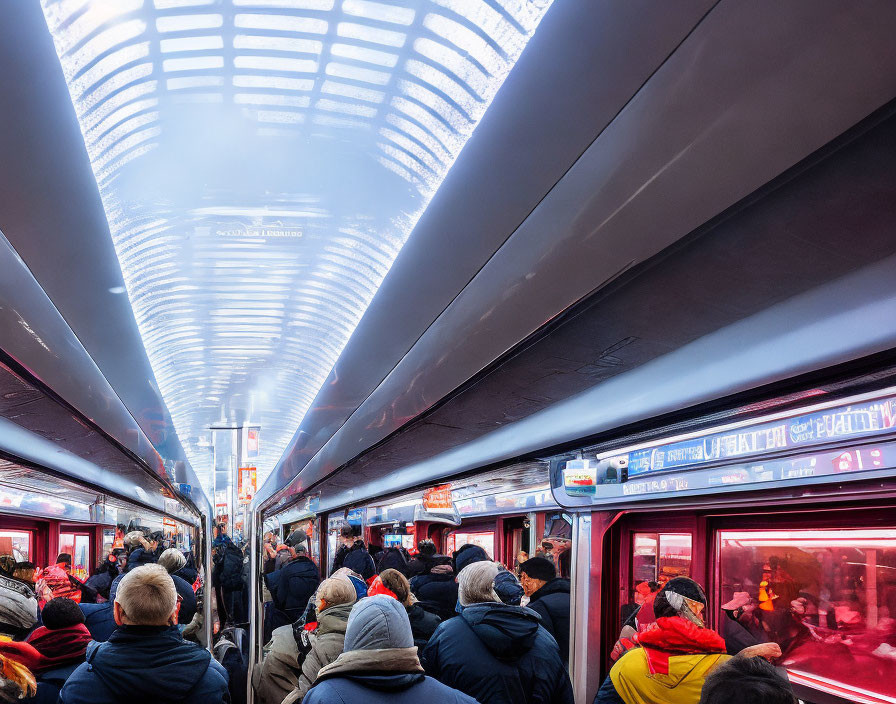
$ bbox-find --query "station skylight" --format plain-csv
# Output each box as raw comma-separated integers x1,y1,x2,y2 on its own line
40,0,553,490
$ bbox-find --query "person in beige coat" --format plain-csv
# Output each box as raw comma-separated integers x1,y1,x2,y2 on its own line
281,577,357,704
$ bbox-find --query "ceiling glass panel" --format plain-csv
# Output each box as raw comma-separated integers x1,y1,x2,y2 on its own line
40,0,554,491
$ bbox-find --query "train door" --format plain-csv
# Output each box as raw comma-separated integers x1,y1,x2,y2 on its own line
613,515,701,638
59,526,93,581
503,516,530,571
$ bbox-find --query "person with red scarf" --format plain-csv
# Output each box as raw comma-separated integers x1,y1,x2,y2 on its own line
594,578,781,704
0,598,92,704
26,598,92,674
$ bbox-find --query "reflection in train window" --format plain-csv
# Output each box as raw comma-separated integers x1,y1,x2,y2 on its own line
718,529,896,700
632,532,692,585
446,531,494,559
0,530,32,562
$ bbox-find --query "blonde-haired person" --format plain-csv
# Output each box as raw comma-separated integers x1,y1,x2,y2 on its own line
282,577,358,703
376,569,441,649
254,576,357,704
59,565,228,704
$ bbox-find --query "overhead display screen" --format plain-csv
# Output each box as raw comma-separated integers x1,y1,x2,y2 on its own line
625,393,896,478
558,388,896,504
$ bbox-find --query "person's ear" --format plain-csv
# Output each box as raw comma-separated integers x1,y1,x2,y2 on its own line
113,601,125,626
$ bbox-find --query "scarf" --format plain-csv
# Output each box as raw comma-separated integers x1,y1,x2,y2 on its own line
636,616,726,676
26,624,92,673
315,647,423,682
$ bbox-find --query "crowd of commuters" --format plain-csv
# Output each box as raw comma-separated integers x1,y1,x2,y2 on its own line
0,525,800,704
0,527,211,703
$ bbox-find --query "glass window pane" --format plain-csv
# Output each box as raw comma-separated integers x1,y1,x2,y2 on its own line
658,534,692,582
632,533,658,583
0,530,32,562
446,531,494,559
60,533,91,581
718,528,896,700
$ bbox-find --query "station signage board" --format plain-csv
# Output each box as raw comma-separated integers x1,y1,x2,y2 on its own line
422,484,453,513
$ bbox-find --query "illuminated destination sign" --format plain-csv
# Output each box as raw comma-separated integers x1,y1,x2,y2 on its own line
624,394,896,478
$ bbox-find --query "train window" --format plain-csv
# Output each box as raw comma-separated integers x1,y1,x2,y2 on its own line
446,531,494,558
0,530,32,562
59,533,91,580
717,529,896,701
632,532,692,585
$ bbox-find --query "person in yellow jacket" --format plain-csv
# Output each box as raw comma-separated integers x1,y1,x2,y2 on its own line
593,578,781,704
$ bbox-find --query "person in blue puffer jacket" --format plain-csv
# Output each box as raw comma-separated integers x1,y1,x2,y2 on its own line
59,565,228,704
303,595,476,704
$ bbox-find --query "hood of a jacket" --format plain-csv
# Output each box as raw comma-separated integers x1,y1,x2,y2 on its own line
317,602,353,635
316,645,424,682
344,596,414,650
461,602,540,659
530,578,571,602
87,625,212,700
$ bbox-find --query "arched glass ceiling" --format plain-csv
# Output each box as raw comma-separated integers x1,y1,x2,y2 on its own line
40,0,553,490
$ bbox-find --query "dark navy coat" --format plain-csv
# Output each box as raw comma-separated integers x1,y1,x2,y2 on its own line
22,663,81,704
59,625,228,704
172,573,198,624
422,602,573,704
411,572,458,622
267,556,321,622
526,578,571,664
79,603,117,642
332,541,376,581
408,603,441,649
123,547,156,572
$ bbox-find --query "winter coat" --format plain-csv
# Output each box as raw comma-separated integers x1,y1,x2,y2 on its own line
172,573,198,624
422,601,573,704
411,568,459,622
406,554,451,579
252,624,302,704
35,565,82,603
407,603,441,649
26,662,81,704
376,547,410,575
123,547,156,572
78,603,116,642
84,563,118,601
303,597,476,704
332,541,376,581
58,625,229,704
220,543,246,593
526,578,571,664
593,617,730,704
268,556,321,622
175,565,199,587
282,601,353,704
